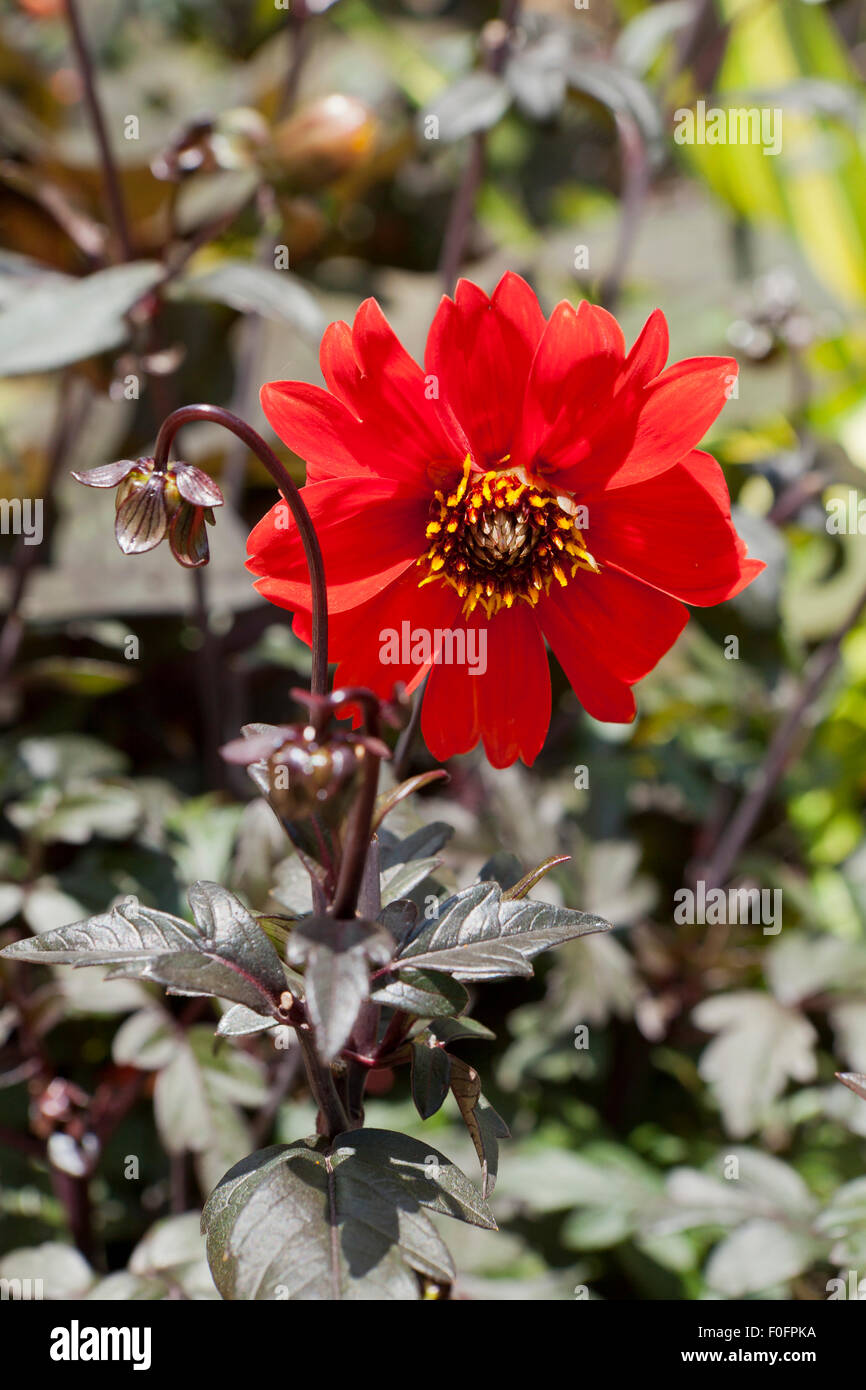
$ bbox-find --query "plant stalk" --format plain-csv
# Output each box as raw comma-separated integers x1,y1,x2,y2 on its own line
63,0,132,261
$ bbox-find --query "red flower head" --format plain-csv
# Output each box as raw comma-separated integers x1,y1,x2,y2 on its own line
248,273,764,768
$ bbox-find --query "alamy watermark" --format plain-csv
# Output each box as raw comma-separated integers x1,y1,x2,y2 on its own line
673,881,782,934
0,498,43,546
674,100,783,157
379,622,487,676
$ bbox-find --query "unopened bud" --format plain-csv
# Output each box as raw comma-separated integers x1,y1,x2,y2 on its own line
269,94,376,191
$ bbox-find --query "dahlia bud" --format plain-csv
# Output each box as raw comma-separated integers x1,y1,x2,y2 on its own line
221,722,374,827
72,458,224,568
269,94,376,191
727,269,816,364
268,730,367,823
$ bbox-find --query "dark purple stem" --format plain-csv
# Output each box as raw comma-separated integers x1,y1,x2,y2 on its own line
0,375,90,688
151,405,328,696
438,1,520,291
701,579,866,889
62,0,132,261
599,113,650,313
330,693,384,920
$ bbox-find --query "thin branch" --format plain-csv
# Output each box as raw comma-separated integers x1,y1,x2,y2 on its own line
701,582,866,889
0,375,90,689
297,1029,348,1140
331,701,384,920
599,113,650,313
392,671,429,780
279,2,313,119
437,1,519,291
438,132,487,293
62,0,132,261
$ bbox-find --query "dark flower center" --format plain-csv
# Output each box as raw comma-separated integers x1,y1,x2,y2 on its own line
419,456,599,618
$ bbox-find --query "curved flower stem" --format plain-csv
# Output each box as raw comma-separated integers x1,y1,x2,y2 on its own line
151,404,328,697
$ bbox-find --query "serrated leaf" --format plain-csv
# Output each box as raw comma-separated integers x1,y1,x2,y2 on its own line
372,968,468,1019
0,1243,93,1300
377,898,419,950
428,1015,495,1045
838,1071,866,1103
410,1039,452,1120
112,1007,178,1070
705,1219,817,1297
380,856,442,905
216,1004,278,1037
505,31,569,120
0,880,289,1016
395,881,609,981
154,1025,266,1157
448,1055,509,1199
568,58,665,165
202,1129,495,1301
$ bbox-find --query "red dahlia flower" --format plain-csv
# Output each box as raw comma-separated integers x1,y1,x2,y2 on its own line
247,273,763,768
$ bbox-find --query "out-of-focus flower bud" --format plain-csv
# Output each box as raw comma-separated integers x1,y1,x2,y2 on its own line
269,94,376,191
72,457,224,568
151,108,269,182
727,269,820,364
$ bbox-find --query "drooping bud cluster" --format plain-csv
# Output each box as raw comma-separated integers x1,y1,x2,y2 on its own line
72,457,224,568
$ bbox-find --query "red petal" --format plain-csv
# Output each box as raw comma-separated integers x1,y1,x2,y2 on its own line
247,478,428,613
425,271,546,470
625,308,669,385
585,450,766,605
603,356,739,490
421,605,551,768
320,298,464,480
514,299,625,473
540,568,689,720
300,568,465,700
479,605,551,767
538,316,734,496
422,658,482,762
260,381,390,484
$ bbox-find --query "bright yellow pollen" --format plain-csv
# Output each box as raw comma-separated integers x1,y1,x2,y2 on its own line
417,456,600,618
